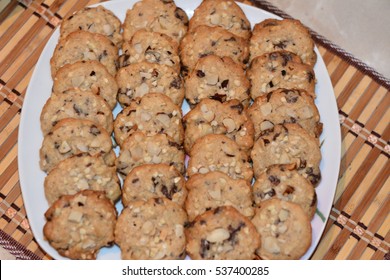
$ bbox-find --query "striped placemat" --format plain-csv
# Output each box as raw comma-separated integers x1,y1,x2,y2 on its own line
0,0,388,260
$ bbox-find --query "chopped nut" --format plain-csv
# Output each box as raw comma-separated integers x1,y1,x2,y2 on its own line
103,24,112,35
260,120,274,131
68,210,83,223
222,118,236,133
210,13,221,25
278,208,290,222
134,43,143,54
156,113,171,127
59,141,71,154
263,236,280,254
206,228,230,243
208,188,221,200
260,103,273,116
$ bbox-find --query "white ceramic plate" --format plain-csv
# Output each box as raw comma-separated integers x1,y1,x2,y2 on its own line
18,0,341,260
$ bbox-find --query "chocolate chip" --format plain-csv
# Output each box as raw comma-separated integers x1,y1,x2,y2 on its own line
280,52,293,66
281,70,286,76
307,71,314,83
259,188,276,199
283,185,295,196
154,197,164,204
196,70,205,78
224,37,236,42
210,93,227,103
213,207,222,214
227,222,245,243
86,162,92,167
230,103,244,114
98,50,108,61
199,220,207,225
273,40,288,49
269,175,280,186
90,71,96,76
54,142,60,149
77,202,84,207
211,41,217,46
170,77,182,89
268,81,274,88
89,125,101,136
221,79,229,89
174,7,189,26
286,95,298,103
200,239,210,258
132,178,139,184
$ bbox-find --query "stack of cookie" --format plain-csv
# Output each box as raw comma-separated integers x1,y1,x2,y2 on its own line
180,0,261,260
114,0,189,260
247,18,323,259
38,0,323,260
39,6,123,260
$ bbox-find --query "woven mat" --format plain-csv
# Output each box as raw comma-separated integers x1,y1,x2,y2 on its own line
0,0,388,260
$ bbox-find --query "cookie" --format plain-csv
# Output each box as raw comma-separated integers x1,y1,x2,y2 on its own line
122,164,187,207
50,30,118,78
39,118,114,173
180,25,249,76
247,88,322,139
119,30,180,73
185,55,250,107
187,134,253,183
247,51,316,100
185,171,254,221
116,132,185,178
40,89,113,135
123,0,188,43
116,62,184,107
185,206,260,260
115,197,187,260
250,124,321,185
251,199,312,260
60,6,122,47
52,60,118,109
253,164,317,219
189,0,251,39
183,99,254,153
44,154,121,205
43,190,117,260
250,19,317,67
114,93,183,147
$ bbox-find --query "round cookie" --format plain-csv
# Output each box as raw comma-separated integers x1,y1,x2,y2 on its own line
187,134,253,183
40,90,113,135
251,199,312,260
116,62,184,107
60,6,122,47
123,0,188,43
185,55,250,107
115,197,188,260
185,171,254,221
247,88,322,139
251,124,321,185
253,164,317,219
44,154,121,205
180,25,249,76
189,0,251,40
50,30,118,78
247,51,316,100
39,118,114,173
183,99,254,154
122,164,187,207
116,132,185,178
114,93,183,147
250,19,317,67
119,30,180,73
52,60,118,109
185,206,260,260
43,190,117,260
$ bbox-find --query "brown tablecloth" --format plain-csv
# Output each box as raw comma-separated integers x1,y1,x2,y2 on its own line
0,0,388,260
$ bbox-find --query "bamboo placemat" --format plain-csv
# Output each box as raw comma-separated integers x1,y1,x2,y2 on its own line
0,0,388,260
